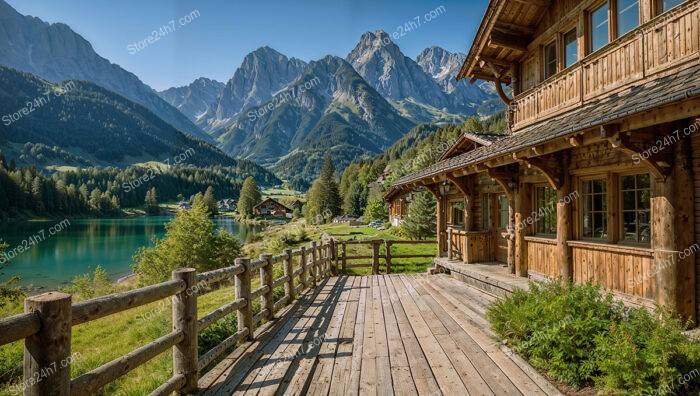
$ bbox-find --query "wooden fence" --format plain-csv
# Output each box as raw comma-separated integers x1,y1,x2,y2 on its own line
337,239,436,274
0,240,336,395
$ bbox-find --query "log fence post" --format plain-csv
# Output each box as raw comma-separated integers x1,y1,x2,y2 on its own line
331,239,339,275
283,248,294,303
172,268,198,394
310,242,318,287
235,258,253,341
385,241,393,274
300,246,308,288
260,254,274,321
341,242,347,274
24,292,72,396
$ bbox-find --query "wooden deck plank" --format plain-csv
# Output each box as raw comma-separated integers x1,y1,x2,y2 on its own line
197,282,329,396
198,275,561,396
278,277,349,395
417,275,549,395
327,278,362,396
233,277,342,395
392,275,469,395
306,276,356,396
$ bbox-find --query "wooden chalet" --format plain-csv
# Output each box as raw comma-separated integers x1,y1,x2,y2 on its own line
253,198,292,216
386,0,700,320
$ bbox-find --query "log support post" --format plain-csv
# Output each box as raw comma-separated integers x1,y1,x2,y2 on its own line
556,157,573,283
260,254,273,321
447,228,453,260
24,292,72,396
235,258,253,341
385,241,393,274
330,240,338,276
283,248,294,303
515,182,532,277
172,268,198,394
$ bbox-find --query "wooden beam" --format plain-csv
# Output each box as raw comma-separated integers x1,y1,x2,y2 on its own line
605,131,672,179
569,135,584,147
477,55,511,68
494,22,536,36
513,0,550,6
518,155,564,190
446,174,471,196
489,31,528,52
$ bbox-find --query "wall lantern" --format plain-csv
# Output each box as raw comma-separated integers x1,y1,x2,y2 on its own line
405,193,413,203
439,180,451,197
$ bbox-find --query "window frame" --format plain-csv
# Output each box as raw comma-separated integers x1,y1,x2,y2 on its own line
533,184,558,237
588,0,612,54
448,200,465,227
562,27,579,69
543,39,559,80
618,173,651,246
616,0,641,37
580,177,608,241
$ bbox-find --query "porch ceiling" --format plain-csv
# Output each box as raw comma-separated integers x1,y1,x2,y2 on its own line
392,63,700,190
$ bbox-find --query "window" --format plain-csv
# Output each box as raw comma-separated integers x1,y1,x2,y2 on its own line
617,0,640,36
662,0,685,12
590,3,610,52
583,179,607,239
482,194,491,230
544,41,558,79
564,29,578,68
449,201,465,226
621,174,650,243
498,195,509,229
535,186,557,235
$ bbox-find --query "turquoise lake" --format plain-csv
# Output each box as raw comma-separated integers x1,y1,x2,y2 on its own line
0,217,263,290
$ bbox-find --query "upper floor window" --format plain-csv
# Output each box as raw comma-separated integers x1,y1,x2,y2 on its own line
582,178,607,239
663,0,685,12
482,194,491,231
617,0,640,36
621,174,650,243
564,29,578,67
590,3,610,52
544,41,558,79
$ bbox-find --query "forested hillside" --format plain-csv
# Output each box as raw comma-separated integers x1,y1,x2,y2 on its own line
0,159,279,219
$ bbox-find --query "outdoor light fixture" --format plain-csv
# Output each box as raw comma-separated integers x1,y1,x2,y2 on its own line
439,180,451,197
405,193,413,203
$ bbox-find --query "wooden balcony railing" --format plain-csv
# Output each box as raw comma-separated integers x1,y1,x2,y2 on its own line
511,1,699,129
0,239,337,395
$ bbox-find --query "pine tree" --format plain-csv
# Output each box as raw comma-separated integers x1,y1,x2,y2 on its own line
145,187,159,215
314,156,341,221
203,186,218,214
238,177,260,218
402,192,436,240
345,181,368,218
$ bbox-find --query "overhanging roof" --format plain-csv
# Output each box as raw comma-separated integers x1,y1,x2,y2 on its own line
393,63,700,189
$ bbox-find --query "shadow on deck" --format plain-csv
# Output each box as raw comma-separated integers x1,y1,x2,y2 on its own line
197,274,560,395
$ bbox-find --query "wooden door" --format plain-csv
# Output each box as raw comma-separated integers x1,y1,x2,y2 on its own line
496,194,509,263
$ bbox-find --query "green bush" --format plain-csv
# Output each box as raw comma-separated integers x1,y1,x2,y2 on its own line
487,280,700,393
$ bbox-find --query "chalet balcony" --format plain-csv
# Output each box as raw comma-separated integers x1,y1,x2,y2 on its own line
511,1,699,130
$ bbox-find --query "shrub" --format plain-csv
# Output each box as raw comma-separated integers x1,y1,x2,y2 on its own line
487,280,700,393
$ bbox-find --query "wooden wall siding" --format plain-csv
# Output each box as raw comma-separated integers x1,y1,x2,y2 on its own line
526,238,558,278
691,131,700,320
645,5,700,74
512,1,699,129
465,231,491,264
570,142,634,170
571,244,655,299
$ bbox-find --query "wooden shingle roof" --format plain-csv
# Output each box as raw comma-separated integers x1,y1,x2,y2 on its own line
393,63,700,188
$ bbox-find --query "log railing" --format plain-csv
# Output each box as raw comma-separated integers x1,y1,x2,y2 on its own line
447,229,491,264
0,239,336,395
337,239,436,274
511,1,699,129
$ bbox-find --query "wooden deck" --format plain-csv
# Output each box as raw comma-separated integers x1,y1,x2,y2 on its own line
198,274,561,395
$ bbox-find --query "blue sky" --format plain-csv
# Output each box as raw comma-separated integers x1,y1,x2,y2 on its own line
6,0,488,91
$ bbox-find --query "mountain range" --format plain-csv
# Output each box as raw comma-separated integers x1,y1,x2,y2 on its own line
0,0,499,183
